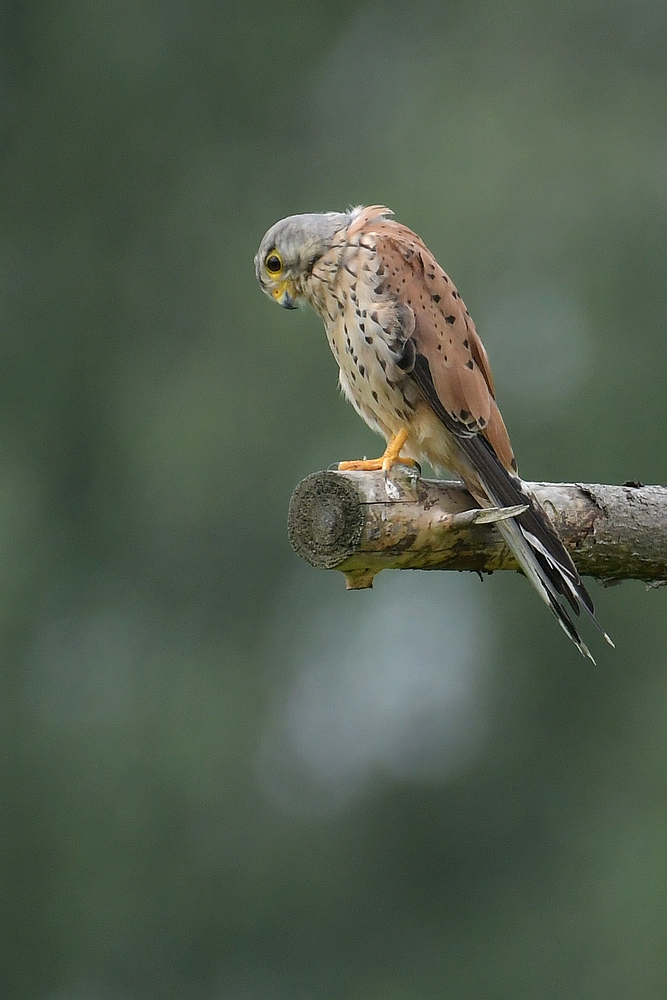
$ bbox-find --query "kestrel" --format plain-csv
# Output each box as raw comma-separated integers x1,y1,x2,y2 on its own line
255,205,611,660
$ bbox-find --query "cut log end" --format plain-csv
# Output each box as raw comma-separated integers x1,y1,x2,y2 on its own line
287,471,364,569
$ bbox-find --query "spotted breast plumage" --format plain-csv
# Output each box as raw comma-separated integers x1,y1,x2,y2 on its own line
255,205,612,661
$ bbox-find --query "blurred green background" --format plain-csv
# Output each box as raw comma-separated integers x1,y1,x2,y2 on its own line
2,1,667,997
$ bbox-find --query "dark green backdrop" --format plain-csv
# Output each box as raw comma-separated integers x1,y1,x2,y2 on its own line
2,2,667,997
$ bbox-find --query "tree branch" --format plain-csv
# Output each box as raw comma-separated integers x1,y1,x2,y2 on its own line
287,468,667,589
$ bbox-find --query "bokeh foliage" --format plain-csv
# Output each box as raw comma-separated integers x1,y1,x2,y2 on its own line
1,2,667,997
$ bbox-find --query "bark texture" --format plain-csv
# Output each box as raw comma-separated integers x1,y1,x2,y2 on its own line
287,468,667,589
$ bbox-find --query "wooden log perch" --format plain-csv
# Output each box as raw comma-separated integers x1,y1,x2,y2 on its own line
287,468,667,590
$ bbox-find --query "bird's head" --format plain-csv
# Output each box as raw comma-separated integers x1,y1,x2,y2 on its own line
254,211,350,308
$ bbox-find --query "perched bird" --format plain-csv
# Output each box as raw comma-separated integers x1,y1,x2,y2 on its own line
255,205,612,661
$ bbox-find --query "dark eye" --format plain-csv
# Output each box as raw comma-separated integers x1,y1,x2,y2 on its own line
266,252,283,274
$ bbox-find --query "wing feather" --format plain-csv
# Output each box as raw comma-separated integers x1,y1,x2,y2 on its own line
371,227,517,473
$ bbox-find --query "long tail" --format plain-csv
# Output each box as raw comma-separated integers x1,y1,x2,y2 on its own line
457,435,613,662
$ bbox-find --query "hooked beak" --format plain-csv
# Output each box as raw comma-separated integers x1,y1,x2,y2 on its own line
271,280,298,309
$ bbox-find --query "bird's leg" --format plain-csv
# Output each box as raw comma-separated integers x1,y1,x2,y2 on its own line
338,428,418,474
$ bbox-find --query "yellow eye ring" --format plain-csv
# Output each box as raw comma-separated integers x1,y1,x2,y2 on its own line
265,251,283,275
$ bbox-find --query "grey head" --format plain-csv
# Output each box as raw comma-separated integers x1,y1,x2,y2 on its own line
254,210,352,308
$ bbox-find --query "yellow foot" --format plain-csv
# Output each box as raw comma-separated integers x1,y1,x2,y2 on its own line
338,429,417,475
337,455,419,472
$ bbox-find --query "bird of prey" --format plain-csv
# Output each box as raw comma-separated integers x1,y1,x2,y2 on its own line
255,205,612,661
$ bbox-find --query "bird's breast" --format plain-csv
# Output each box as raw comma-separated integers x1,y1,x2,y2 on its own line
315,276,419,440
